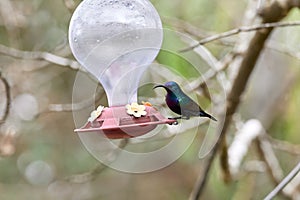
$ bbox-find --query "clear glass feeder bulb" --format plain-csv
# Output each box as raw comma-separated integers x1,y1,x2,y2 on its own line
69,0,163,106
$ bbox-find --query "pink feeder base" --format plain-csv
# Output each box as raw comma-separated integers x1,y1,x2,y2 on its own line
74,105,177,139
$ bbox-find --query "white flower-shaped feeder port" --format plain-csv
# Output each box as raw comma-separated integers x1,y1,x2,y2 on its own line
126,102,147,118
88,105,105,122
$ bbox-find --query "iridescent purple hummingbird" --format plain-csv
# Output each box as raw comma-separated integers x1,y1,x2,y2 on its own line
153,81,217,121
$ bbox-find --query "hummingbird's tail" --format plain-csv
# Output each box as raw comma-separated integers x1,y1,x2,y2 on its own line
200,111,217,121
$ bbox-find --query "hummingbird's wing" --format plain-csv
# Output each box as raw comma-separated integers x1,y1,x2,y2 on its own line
170,84,217,121
180,95,217,121
178,94,203,117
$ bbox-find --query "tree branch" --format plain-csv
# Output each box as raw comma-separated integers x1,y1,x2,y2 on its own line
63,0,77,13
190,1,298,199
180,21,300,52
0,43,81,70
162,16,234,47
264,161,300,200
0,72,11,125
64,138,128,183
48,88,105,112
268,135,300,155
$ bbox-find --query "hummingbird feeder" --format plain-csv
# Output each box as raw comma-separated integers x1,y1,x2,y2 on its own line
69,0,177,139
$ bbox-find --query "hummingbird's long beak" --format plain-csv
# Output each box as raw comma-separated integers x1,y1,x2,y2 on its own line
153,84,166,90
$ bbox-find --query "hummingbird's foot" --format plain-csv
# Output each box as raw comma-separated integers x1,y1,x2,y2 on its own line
166,117,179,125
168,116,182,120
168,116,190,120
181,116,190,120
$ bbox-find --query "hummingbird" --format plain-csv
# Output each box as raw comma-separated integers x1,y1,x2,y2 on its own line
153,81,217,121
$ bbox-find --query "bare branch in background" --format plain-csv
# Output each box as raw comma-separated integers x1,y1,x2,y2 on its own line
257,135,284,182
63,138,128,183
217,0,298,186
228,120,262,177
0,126,17,157
180,21,300,52
267,41,300,61
190,1,299,199
226,119,300,199
0,44,81,70
269,136,300,155
243,160,267,173
187,52,237,93
264,161,300,200
0,0,23,47
163,16,234,47
162,16,209,39
257,133,300,199
187,45,229,101
48,88,105,112
256,133,287,198
0,72,10,125
63,0,77,13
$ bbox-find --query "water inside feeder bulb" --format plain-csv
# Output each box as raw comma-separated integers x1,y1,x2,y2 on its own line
69,0,163,106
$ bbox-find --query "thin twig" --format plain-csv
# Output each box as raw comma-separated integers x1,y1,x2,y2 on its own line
194,44,232,91
162,16,209,39
264,161,300,200
267,41,300,61
256,135,286,197
180,21,300,52
63,0,77,13
163,16,234,46
48,88,105,112
0,43,81,70
256,135,297,199
189,150,216,200
228,120,263,177
64,138,128,183
0,0,22,47
0,72,11,125
268,135,300,155
201,53,236,86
